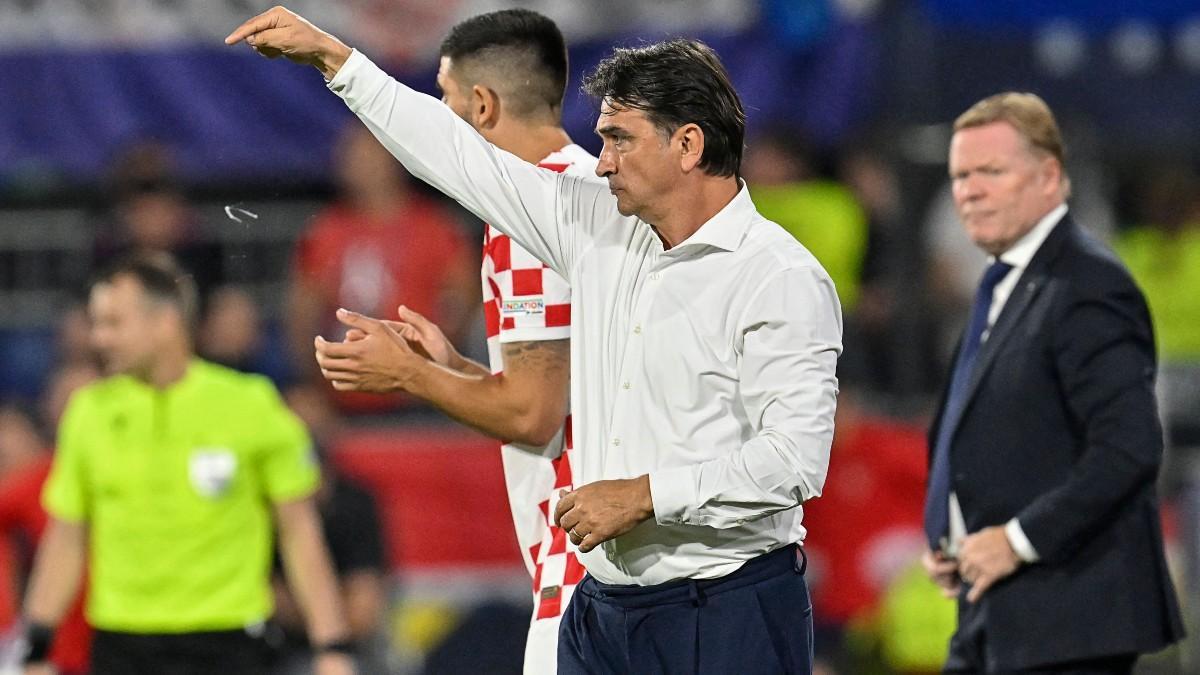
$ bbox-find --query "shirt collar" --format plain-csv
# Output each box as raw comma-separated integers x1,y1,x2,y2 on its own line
994,202,1067,269
122,358,202,395
662,181,752,255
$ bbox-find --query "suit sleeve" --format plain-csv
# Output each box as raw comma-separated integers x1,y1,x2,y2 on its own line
1015,272,1163,563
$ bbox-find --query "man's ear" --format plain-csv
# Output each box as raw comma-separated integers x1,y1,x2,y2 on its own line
473,85,501,130
677,123,705,173
1039,156,1063,196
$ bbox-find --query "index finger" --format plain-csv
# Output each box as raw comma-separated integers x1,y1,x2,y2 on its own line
966,575,992,603
314,335,361,358
224,9,279,45
553,490,575,527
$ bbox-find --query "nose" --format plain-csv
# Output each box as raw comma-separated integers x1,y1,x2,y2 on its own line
595,145,616,178
954,174,984,203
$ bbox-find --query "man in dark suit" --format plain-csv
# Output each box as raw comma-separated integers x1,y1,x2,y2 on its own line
922,92,1184,673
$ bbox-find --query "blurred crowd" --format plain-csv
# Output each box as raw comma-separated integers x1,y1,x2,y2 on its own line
1,111,1198,673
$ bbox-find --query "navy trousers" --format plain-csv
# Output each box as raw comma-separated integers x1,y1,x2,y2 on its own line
558,544,813,674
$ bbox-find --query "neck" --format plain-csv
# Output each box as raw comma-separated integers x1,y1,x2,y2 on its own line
139,345,191,390
648,175,740,249
350,184,407,221
488,119,573,165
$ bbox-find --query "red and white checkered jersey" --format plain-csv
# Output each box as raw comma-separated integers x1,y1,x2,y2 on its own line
482,145,597,635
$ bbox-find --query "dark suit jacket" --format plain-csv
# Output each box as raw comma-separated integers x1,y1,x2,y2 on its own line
929,214,1184,670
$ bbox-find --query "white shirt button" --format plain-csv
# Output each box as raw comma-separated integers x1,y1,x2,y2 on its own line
612,438,621,446
622,381,631,390
606,550,616,561
633,325,642,334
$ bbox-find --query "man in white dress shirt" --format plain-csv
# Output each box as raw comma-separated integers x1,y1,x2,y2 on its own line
228,8,842,672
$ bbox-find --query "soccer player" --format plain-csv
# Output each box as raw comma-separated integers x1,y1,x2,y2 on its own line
315,10,594,672
21,253,353,675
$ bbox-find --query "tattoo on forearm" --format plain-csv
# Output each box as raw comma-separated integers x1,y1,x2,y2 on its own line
502,339,570,375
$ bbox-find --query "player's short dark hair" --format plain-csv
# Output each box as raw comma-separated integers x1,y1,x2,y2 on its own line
92,252,199,331
439,9,568,119
583,39,745,178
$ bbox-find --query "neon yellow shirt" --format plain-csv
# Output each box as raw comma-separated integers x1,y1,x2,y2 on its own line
44,360,317,633
749,181,868,311
1115,226,1200,361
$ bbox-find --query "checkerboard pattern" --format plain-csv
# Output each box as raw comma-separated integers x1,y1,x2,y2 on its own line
481,147,597,624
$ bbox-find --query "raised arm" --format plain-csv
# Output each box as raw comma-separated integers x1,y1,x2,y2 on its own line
226,6,618,277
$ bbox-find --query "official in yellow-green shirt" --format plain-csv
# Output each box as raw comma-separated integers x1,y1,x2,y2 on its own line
22,253,355,675
46,359,316,634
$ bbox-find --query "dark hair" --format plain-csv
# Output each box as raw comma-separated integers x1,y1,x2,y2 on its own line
439,9,568,119
92,252,199,332
583,39,745,178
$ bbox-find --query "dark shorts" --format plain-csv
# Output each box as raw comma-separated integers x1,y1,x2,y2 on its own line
91,625,277,675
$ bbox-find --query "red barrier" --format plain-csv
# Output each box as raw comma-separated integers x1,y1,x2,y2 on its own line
331,427,523,570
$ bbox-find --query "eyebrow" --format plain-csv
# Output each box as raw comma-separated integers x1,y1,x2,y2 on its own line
595,124,627,137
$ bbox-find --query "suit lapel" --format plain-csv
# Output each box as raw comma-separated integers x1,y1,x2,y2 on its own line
960,216,1076,410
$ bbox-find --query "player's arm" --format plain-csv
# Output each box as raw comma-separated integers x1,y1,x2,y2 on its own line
22,518,86,665
382,306,491,377
414,339,570,446
326,311,569,446
273,497,354,671
385,307,568,443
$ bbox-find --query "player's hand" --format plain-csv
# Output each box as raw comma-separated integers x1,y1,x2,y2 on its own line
554,476,654,553
23,663,57,675
957,525,1021,603
224,6,351,79
313,652,356,675
314,308,425,393
391,305,464,369
921,549,961,598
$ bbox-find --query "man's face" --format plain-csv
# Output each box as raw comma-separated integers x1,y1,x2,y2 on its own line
437,56,475,127
594,101,679,220
89,275,169,377
949,121,1060,256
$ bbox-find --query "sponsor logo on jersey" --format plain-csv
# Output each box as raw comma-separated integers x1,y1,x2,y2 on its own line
502,298,545,316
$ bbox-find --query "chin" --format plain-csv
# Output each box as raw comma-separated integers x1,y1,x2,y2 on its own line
614,198,637,217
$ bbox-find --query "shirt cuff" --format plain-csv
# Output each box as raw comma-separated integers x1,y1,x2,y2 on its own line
326,48,367,95
1005,518,1040,563
648,465,698,526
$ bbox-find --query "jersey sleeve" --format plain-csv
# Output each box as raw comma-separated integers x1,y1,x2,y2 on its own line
42,392,93,523
492,236,572,344
251,380,319,504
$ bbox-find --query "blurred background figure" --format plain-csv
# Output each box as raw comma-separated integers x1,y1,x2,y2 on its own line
801,391,955,674
286,122,477,416
199,284,293,385
0,392,95,673
92,140,224,300
273,384,389,675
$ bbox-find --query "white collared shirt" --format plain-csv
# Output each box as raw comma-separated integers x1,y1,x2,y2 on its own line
329,50,843,585
948,203,1067,562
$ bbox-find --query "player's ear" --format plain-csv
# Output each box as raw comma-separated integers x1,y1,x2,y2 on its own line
473,85,501,130
677,123,705,173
